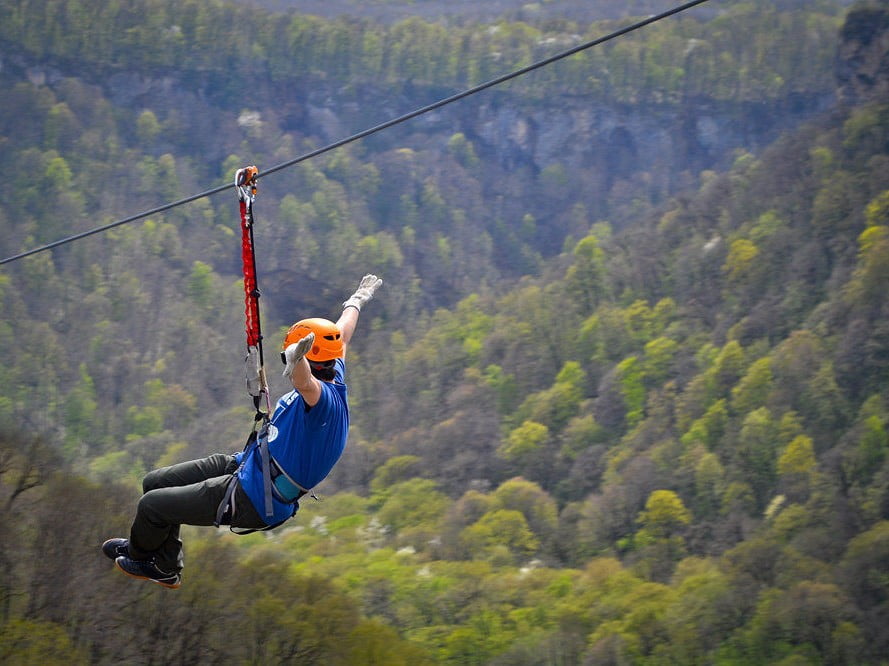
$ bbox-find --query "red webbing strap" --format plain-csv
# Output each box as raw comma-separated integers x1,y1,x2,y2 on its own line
240,197,261,349
236,166,270,415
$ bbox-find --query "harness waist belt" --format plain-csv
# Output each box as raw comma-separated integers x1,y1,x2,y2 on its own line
269,457,309,503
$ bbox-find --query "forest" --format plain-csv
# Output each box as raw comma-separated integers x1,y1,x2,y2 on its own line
1,0,889,663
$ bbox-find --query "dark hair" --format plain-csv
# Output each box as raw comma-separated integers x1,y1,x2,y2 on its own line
309,359,337,382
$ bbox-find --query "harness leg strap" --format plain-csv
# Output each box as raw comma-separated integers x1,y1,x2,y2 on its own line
214,475,239,527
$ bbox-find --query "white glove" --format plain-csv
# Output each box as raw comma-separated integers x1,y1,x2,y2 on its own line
282,332,315,378
343,274,383,311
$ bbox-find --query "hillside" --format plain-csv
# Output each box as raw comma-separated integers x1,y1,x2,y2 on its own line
246,0,857,24
2,0,889,663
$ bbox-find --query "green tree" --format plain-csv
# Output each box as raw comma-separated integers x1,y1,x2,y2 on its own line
566,234,607,312
63,364,98,453
633,490,692,582
643,336,678,386
0,618,88,665
491,477,558,549
637,489,692,540
660,559,740,663
713,340,747,394
460,509,539,564
587,579,675,661
186,260,214,307
739,582,859,664
44,154,73,191
136,109,161,146
844,414,888,487
864,189,889,227
847,223,889,310
346,619,433,665
515,361,586,433
616,356,646,427
370,455,422,494
44,102,79,151
144,379,198,432
812,171,861,238
681,398,728,452
500,420,549,464
839,520,889,609
731,357,773,414
125,404,164,439
735,407,780,510
376,478,448,534
447,132,479,168
777,434,817,502
776,435,816,479
723,237,760,282
693,451,726,518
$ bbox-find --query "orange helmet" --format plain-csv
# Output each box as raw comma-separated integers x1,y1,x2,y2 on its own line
282,318,344,362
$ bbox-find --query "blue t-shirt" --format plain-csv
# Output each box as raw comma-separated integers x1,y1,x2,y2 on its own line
236,358,349,525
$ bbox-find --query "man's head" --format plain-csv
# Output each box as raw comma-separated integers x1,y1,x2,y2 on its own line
281,317,343,381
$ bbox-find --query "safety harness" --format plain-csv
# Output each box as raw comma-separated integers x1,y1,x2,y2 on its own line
213,166,309,534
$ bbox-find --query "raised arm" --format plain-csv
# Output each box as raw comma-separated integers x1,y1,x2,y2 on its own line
336,306,360,358
281,274,382,405
338,274,383,357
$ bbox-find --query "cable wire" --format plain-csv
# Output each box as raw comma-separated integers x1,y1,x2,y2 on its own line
0,0,713,267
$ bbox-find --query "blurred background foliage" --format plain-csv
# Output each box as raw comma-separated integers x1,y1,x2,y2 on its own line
2,0,889,663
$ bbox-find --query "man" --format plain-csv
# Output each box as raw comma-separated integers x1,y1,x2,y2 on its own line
102,274,382,588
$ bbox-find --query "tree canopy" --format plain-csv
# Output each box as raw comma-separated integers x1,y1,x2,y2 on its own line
2,0,889,663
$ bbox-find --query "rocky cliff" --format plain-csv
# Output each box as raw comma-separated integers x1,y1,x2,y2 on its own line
6,46,835,208
836,1,889,105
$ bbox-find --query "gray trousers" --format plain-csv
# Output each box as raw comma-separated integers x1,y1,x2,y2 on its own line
128,453,266,574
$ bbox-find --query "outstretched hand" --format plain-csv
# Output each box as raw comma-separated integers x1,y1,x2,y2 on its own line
282,332,315,378
343,274,383,311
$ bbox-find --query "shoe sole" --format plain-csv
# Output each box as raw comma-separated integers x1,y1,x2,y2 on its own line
101,538,128,560
114,559,181,589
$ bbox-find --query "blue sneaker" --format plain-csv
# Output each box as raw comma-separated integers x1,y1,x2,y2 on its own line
115,556,181,589
102,538,129,560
